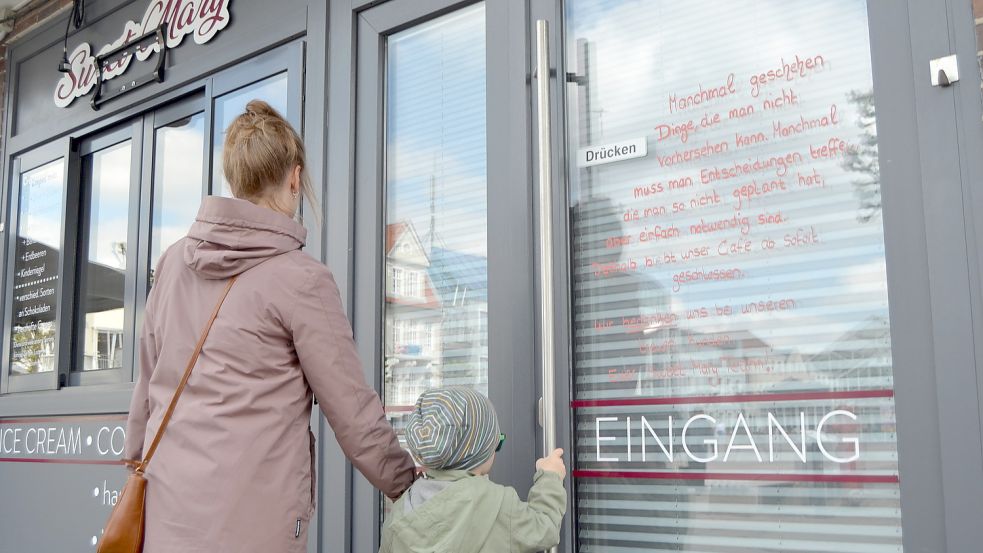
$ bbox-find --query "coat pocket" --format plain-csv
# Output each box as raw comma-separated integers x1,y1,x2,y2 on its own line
308,428,317,513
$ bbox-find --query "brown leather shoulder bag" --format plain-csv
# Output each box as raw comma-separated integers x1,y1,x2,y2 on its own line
97,276,238,553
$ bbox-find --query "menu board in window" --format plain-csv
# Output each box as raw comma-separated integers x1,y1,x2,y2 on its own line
9,160,65,375
565,1,903,551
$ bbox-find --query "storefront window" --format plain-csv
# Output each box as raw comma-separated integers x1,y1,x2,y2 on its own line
382,3,488,435
150,113,205,278
8,159,65,375
78,141,131,371
212,74,289,196
566,1,902,551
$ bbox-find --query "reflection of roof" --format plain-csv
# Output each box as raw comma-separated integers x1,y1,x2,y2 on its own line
386,222,408,255
12,242,125,313
807,316,891,361
83,259,127,312
723,329,771,351
385,222,441,308
428,248,487,304
386,221,431,265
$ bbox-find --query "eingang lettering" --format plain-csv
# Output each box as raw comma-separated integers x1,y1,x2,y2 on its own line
593,410,860,464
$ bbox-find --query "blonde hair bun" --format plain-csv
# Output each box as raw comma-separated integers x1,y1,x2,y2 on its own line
223,99,315,215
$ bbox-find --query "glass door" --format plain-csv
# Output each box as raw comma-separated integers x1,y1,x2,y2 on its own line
556,1,927,552
350,1,537,550
380,1,489,457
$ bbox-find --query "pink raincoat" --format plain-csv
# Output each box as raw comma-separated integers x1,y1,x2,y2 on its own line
123,196,415,553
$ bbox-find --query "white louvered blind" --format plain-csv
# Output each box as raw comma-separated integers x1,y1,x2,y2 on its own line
382,4,489,438
565,2,902,551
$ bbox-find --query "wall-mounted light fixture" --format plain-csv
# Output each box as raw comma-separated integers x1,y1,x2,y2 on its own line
57,0,86,73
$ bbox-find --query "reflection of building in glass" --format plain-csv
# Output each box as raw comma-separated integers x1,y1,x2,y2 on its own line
385,222,443,409
384,222,489,415
82,311,124,371
80,256,127,372
807,316,892,392
428,246,489,392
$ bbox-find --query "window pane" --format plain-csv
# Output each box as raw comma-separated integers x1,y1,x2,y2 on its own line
566,1,902,551
151,114,205,279
212,74,289,197
382,3,488,434
9,159,65,375
78,141,131,372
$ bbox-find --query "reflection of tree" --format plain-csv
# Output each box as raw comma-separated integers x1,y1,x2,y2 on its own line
843,90,880,223
12,323,56,374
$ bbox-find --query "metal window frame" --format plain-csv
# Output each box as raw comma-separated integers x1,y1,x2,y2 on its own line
1,140,73,394
70,119,144,387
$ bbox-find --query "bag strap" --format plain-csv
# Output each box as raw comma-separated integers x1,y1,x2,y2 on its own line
136,276,238,474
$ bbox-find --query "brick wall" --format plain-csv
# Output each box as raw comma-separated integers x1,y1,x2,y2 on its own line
0,0,73,158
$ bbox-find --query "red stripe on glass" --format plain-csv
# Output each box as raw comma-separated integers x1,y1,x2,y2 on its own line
572,469,899,484
571,389,894,409
0,415,127,424
0,457,124,465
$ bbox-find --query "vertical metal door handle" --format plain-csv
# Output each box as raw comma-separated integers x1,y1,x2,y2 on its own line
536,19,560,553
536,19,557,458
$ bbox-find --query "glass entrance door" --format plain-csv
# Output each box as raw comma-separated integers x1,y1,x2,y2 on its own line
561,1,905,551
349,1,538,550
345,0,954,550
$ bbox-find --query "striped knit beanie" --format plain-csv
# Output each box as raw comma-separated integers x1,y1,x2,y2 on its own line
405,387,500,471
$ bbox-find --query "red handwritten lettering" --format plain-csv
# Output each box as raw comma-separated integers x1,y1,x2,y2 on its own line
750,54,827,97
668,73,737,113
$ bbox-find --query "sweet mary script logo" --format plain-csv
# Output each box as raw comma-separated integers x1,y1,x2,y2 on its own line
53,0,232,108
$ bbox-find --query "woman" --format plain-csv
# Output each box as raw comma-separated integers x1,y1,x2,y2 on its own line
123,100,416,552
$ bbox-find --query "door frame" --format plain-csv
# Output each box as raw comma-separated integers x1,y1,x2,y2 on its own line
344,0,540,550
543,1,983,552
333,0,983,551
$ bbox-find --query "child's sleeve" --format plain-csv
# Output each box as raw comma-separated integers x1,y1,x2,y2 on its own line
507,470,567,552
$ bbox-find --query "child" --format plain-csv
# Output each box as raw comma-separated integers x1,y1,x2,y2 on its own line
381,387,567,553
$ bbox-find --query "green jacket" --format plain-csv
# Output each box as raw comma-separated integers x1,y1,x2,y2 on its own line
380,469,567,553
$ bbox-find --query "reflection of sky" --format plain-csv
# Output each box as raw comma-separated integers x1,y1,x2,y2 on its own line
213,74,289,196
152,114,205,267
383,4,489,408
567,0,889,354
386,3,487,258
89,141,131,269
19,160,65,248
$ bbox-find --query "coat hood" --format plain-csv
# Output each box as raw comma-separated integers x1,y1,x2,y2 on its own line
184,196,307,279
